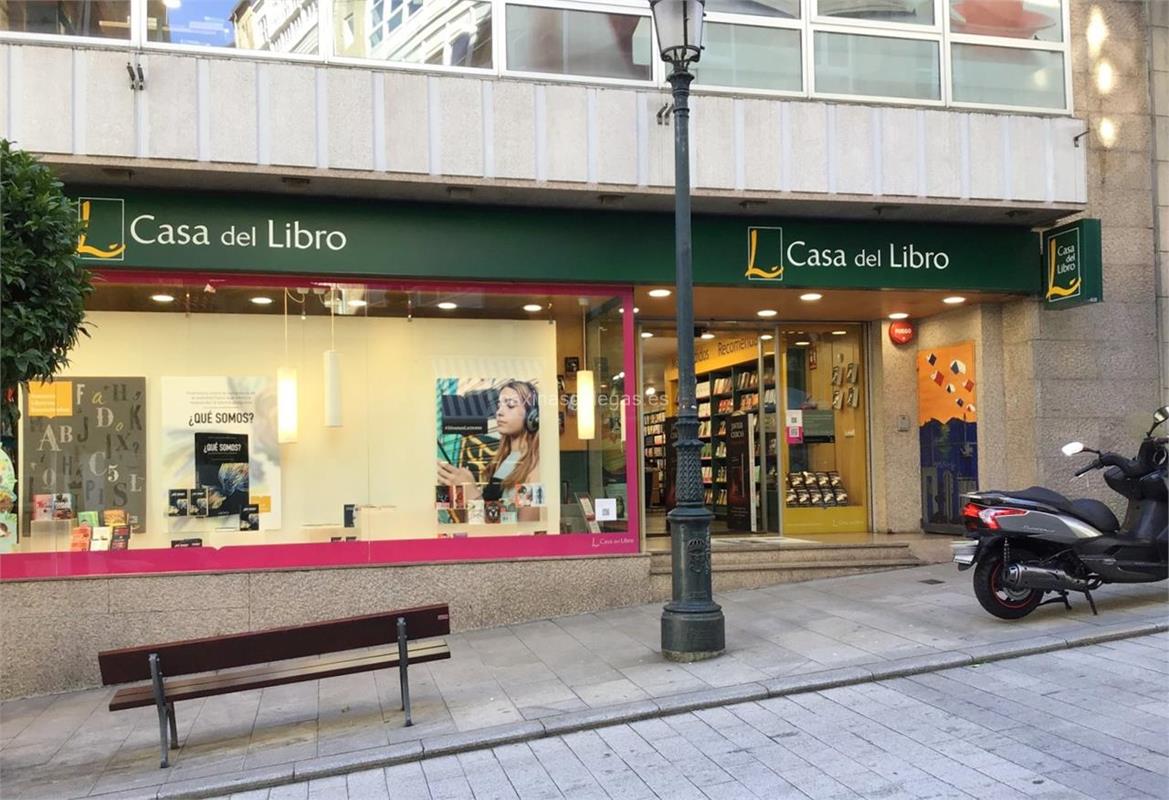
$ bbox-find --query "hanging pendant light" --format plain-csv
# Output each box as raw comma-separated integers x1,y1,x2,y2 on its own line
324,286,342,427
277,291,298,443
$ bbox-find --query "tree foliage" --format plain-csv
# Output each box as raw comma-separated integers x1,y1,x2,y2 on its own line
1,140,92,431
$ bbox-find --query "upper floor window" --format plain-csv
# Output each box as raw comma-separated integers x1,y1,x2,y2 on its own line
0,0,131,39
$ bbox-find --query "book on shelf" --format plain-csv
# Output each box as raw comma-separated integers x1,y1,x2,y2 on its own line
698,402,711,418
696,380,710,399
716,398,733,414
712,377,733,395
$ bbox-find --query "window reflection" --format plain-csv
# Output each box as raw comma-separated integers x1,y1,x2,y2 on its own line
696,23,801,91
706,0,799,18
505,5,652,81
146,0,320,54
949,0,1062,43
952,44,1064,108
815,32,939,100
817,0,935,25
333,0,491,67
0,0,131,38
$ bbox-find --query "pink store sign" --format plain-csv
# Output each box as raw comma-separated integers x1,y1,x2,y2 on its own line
0,533,641,580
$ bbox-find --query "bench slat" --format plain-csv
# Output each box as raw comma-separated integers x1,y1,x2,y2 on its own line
109,640,451,711
98,604,451,685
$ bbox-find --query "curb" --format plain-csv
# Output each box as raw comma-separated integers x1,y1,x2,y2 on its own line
90,620,1169,800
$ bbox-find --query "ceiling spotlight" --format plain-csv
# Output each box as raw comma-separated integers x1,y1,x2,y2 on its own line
760,334,773,341
348,299,368,308
437,301,458,310
523,304,542,312
620,306,641,314
645,386,656,396
150,293,175,303
648,289,672,298
641,331,654,339
250,296,273,305
795,340,811,346
943,296,966,305
831,330,847,335
888,312,909,320
757,309,778,318
700,331,716,340
799,293,822,302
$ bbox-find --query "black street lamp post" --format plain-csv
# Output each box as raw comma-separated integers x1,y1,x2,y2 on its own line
650,0,725,662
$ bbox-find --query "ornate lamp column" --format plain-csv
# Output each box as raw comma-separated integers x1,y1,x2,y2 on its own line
650,0,725,662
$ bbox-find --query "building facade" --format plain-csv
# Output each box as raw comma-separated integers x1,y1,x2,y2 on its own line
0,0,1164,697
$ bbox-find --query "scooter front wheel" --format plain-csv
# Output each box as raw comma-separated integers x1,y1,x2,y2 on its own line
973,547,1044,619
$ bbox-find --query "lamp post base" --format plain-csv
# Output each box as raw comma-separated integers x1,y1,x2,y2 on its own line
661,606,725,662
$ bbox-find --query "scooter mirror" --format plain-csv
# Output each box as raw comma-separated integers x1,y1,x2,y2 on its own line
1154,406,1169,425
1061,441,1085,456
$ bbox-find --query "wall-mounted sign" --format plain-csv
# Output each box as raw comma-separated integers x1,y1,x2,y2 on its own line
69,188,1040,294
785,410,804,445
888,320,916,345
1042,219,1102,309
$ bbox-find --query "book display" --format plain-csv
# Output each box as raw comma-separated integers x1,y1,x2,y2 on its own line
643,409,666,508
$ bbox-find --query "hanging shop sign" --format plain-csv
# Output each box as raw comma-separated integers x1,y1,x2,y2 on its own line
71,189,1040,294
888,319,916,345
1041,218,1103,309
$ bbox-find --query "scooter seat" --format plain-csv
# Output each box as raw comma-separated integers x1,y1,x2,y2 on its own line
1068,498,1120,533
987,487,1119,533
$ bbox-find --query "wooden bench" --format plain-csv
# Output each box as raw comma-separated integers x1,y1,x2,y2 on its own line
97,604,451,768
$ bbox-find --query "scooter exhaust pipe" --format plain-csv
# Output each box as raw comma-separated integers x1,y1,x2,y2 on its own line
1004,564,1091,593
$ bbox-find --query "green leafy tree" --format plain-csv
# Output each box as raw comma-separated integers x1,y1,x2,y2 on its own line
0,140,92,432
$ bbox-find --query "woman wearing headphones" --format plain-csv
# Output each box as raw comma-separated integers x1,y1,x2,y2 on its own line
437,380,540,502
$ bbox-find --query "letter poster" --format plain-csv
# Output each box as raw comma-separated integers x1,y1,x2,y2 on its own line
161,377,281,530
21,377,147,536
918,343,978,533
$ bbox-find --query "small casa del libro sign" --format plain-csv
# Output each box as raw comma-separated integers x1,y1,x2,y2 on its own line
1042,218,1102,309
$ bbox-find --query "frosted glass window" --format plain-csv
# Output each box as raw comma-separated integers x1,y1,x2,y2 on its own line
506,5,652,80
696,23,801,91
706,0,800,18
814,32,940,100
952,44,1065,108
818,0,935,25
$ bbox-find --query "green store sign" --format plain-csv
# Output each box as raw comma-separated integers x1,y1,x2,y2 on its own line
1042,218,1103,309
72,188,1041,294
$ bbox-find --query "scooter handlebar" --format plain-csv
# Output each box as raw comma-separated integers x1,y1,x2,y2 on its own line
1074,458,1101,477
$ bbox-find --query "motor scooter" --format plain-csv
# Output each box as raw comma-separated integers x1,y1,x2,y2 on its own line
953,406,1168,619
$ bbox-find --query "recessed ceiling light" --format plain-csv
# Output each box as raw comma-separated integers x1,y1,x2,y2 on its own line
799,293,822,302
757,309,778,318
619,306,641,314
641,331,654,339
523,304,542,312
150,293,174,303
943,296,966,305
645,386,657,396
437,301,458,310
348,299,367,308
760,334,773,341
795,340,811,346
888,312,909,320
700,332,716,340
250,296,273,305
831,330,847,335
648,289,672,298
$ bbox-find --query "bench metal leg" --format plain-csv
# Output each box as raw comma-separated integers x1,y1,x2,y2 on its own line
148,654,171,768
397,617,413,727
167,702,179,750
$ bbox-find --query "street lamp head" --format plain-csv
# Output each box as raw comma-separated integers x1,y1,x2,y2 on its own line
650,0,705,71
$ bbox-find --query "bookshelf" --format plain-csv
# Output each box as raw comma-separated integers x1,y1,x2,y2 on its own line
643,408,666,508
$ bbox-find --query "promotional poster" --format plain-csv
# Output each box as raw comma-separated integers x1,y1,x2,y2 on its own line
161,377,280,530
918,343,978,533
435,377,545,526
21,377,146,534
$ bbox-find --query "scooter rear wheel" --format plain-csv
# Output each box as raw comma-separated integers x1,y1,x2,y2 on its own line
973,547,1044,620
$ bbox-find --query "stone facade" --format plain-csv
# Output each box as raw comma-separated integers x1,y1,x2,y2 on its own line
0,555,652,699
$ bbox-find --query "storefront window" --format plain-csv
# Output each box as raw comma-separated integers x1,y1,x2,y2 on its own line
695,23,801,92
948,0,1062,43
952,44,1064,109
146,0,320,54
333,0,492,67
1,0,131,39
818,0,934,26
5,277,636,576
814,32,940,100
505,4,652,81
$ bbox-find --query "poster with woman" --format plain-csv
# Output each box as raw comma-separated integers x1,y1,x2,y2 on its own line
435,377,545,525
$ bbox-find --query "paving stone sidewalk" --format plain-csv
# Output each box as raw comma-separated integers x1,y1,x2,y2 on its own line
1,563,1166,800
200,633,1169,800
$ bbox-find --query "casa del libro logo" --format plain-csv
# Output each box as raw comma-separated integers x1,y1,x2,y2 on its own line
76,197,127,261
744,226,785,281
744,224,953,283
